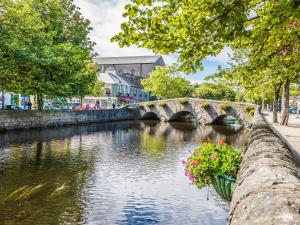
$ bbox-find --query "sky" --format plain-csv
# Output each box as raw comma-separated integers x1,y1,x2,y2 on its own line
74,0,232,84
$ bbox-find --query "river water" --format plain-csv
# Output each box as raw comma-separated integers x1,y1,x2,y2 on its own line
0,121,249,225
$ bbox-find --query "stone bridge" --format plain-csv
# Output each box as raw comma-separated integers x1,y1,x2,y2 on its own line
137,98,257,126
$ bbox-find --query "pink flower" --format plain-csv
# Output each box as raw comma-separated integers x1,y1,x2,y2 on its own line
210,153,217,160
188,174,195,182
181,160,186,165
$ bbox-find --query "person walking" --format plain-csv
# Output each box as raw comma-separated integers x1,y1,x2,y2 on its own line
112,103,116,109
297,98,300,118
27,101,32,110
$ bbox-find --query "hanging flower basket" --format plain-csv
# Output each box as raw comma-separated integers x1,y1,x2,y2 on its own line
183,139,242,202
211,174,236,201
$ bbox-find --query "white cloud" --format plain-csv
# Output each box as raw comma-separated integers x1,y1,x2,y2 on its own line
74,0,153,57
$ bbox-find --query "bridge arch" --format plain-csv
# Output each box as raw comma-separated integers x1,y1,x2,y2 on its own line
211,115,241,125
141,112,160,120
169,111,197,122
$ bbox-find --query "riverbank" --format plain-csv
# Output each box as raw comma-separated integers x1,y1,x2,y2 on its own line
0,108,139,131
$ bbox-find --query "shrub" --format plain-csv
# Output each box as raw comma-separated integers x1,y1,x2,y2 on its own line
146,102,154,107
158,102,167,107
244,105,255,116
249,109,255,117
200,102,210,109
138,104,144,109
127,106,134,111
179,98,188,104
183,140,243,188
219,103,232,110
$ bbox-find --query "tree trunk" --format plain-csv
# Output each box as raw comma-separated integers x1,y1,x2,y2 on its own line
37,94,43,111
273,84,281,123
280,79,290,126
80,96,83,107
1,90,4,110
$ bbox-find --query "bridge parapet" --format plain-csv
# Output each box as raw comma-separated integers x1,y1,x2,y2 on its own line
137,98,257,126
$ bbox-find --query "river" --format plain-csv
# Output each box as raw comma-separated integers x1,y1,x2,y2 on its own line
0,121,249,225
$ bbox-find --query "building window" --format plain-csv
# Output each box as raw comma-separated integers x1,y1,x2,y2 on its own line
131,69,135,74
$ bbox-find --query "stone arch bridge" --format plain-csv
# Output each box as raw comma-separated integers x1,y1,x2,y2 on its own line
135,98,257,127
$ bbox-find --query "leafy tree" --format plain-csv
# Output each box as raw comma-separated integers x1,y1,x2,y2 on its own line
113,0,300,125
192,82,235,101
141,66,191,99
0,0,98,110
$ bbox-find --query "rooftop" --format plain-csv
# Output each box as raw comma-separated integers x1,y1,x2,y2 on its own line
94,55,164,65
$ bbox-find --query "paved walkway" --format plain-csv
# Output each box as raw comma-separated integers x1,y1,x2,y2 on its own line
264,112,300,159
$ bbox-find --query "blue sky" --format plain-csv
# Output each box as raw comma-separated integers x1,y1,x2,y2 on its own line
74,0,231,84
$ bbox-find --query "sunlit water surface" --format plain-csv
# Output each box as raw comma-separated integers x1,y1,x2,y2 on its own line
0,121,249,225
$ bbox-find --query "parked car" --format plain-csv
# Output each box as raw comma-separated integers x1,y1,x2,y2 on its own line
289,107,298,114
4,105,24,110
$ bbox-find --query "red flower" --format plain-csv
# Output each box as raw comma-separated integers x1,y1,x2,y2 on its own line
217,140,224,145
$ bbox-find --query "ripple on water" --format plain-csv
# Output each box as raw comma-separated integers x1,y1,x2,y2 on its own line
0,121,248,225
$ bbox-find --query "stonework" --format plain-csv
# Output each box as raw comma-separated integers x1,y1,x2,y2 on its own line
0,108,139,131
138,98,256,126
229,113,300,225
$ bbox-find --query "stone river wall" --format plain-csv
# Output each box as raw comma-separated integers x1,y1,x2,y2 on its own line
0,108,139,131
229,113,300,225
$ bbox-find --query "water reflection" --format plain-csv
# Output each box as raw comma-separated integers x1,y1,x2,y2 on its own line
0,121,249,225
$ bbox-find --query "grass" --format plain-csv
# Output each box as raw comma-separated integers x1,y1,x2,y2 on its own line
158,102,167,107
200,102,210,109
179,98,189,104
219,103,232,111
146,102,154,107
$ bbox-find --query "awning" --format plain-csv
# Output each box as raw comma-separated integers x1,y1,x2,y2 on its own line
118,96,133,102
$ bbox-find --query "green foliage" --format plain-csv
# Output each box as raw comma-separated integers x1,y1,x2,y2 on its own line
138,104,145,109
127,106,134,111
146,102,154,107
244,105,255,117
0,0,98,110
192,82,236,101
219,103,232,111
113,0,300,125
179,98,188,104
200,102,210,109
141,66,191,99
184,140,243,188
249,110,255,117
158,102,167,107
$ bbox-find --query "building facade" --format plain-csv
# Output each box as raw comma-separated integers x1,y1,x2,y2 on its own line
83,56,166,108
95,55,166,78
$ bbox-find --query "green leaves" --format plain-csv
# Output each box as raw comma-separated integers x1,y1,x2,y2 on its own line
141,65,191,99
0,0,98,108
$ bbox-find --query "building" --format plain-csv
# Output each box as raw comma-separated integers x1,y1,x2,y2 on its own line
95,55,166,78
91,68,150,108
83,55,165,108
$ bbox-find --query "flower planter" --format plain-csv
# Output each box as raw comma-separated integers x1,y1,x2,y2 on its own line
211,174,236,201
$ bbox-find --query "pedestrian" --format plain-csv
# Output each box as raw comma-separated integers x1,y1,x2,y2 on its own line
297,98,300,118
27,101,32,110
112,103,116,109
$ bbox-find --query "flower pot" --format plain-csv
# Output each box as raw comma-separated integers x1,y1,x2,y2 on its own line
211,174,236,201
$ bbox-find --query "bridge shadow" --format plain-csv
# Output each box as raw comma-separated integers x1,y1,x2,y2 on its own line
169,111,197,122
141,112,160,120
